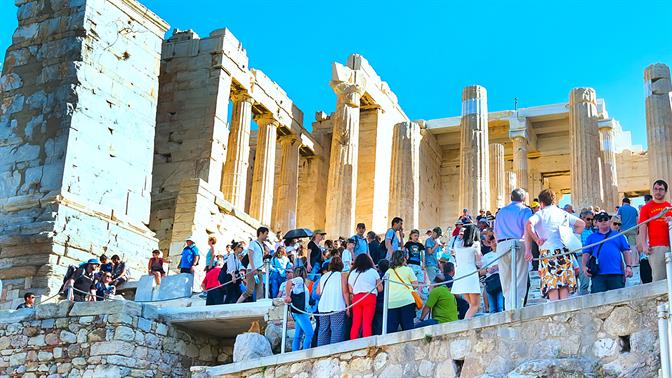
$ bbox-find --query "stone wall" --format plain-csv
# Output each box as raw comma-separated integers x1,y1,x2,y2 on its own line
1,300,231,377
194,281,667,378
418,128,442,230
0,0,167,308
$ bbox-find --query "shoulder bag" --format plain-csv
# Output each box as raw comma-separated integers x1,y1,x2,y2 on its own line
392,268,423,310
559,212,582,253
587,231,611,276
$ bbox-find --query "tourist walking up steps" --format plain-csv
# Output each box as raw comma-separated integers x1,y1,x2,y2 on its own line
493,188,532,310
526,189,585,301
617,197,639,267
348,254,382,340
179,236,200,274
223,241,243,304
385,250,418,333
316,257,350,346
451,224,482,319
237,227,268,303
637,179,672,281
582,212,633,293
385,217,404,260
284,266,313,351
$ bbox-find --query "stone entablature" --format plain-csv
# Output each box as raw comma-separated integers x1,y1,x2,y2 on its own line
194,281,666,378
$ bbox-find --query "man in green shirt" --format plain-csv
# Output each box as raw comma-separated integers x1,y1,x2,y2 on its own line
415,273,458,328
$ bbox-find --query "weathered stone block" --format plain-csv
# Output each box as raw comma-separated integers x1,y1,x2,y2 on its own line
69,300,141,317
90,340,135,357
0,308,34,323
156,273,193,301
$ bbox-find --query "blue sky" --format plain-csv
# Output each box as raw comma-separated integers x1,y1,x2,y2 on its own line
2,1,671,148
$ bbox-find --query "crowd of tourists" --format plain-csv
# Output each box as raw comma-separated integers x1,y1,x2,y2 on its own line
50,178,672,353
56,254,129,304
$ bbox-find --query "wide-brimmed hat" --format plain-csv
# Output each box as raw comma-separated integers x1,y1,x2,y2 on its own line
313,229,327,235
531,201,540,208
185,236,195,242
86,258,100,266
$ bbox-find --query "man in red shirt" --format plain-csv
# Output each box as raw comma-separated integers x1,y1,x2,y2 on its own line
637,179,672,281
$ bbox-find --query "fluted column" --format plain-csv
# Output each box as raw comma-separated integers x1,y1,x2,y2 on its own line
598,119,619,211
274,135,301,232
645,63,672,184
458,85,490,214
325,81,366,238
388,121,421,229
569,88,603,209
248,114,278,225
511,135,529,191
505,171,517,199
221,92,254,209
489,143,505,211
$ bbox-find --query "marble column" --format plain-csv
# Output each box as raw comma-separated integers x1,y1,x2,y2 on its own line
274,135,301,233
458,85,490,214
248,114,278,226
388,121,421,229
489,143,505,211
221,92,254,209
511,135,529,191
598,119,620,212
569,87,603,210
505,171,517,200
645,63,672,185
325,81,366,238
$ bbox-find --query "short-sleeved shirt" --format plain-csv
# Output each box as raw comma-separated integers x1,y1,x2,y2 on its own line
424,238,440,267
179,245,200,269
639,201,672,247
618,204,639,230
73,268,96,295
426,286,458,323
348,268,379,295
352,234,369,256
202,267,222,290
479,251,499,277
528,205,580,251
493,202,533,240
404,241,425,265
385,266,416,309
341,249,353,272
584,230,631,275
112,262,126,278
247,241,264,270
385,229,400,252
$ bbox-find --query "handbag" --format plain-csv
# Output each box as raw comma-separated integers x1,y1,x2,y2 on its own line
559,212,582,253
485,273,502,295
587,231,611,275
392,268,423,310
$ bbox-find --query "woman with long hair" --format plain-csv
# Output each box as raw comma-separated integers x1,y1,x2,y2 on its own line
270,247,291,298
284,266,313,350
348,254,382,339
450,224,482,319
385,250,419,333
316,256,350,346
223,241,243,304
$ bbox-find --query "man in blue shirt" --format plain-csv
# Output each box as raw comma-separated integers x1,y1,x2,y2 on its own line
617,197,639,266
179,236,200,274
385,217,404,259
351,223,369,256
582,212,633,293
494,188,532,310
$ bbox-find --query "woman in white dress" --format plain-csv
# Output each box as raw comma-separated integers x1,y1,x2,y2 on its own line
450,224,482,319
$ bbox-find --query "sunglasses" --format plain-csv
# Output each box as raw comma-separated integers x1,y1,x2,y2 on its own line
613,223,621,226
595,218,610,222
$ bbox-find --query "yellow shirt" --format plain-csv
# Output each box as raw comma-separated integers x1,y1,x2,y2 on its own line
385,266,416,309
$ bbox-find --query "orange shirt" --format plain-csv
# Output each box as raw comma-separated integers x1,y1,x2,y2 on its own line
639,201,672,247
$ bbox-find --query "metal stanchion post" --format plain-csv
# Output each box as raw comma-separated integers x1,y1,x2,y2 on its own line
510,243,518,310
382,278,390,336
281,303,288,354
67,287,73,302
659,303,671,378
264,259,270,300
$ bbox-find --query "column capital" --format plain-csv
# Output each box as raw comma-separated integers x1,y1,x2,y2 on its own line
330,81,366,106
569,87,597,106
253,113,279,128
231,91,254,104
597,118,616,131
510,129,528,141
278,133,300,146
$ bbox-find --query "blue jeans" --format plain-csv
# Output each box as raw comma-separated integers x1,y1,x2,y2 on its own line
387,303,416,333
270,272,284,298
487,290,504,313
591,274,625,294
308,264,321,281
292,313,313,351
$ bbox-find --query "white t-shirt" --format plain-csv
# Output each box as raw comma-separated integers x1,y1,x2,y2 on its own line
318,271,346,312
342,249,353,272
247,240,264,270
347,268,379,295
480,252,499,278
528,205,580,251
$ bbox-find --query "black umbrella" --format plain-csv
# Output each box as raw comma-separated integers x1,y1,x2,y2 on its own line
283,228,314,240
